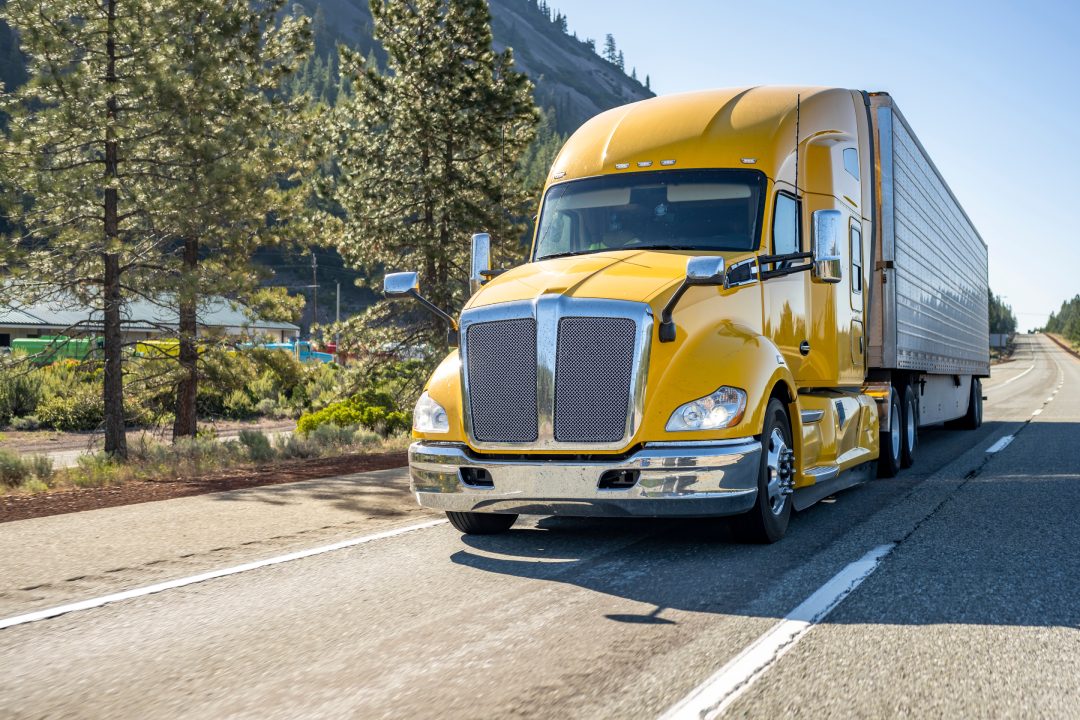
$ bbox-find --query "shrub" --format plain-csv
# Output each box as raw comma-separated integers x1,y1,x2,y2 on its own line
10,415,41,431
274,433,320,459
238,429,275,463
0,368,44,426
36,383,104,431
255,397,277,417
310,423,355,449
19,478,50,494
73,454,127,488
0,449,30,488
352,429,381,448
296,388,410,437
27,454,53,482
223,389,257,419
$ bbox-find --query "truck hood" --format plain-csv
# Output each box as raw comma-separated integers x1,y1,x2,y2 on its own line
466,250,746,311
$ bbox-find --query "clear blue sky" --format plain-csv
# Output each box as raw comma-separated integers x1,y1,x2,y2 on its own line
555,0,1078,329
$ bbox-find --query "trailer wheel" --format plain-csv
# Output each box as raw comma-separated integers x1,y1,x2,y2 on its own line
900,384,919,469
735,398,793,544
445,511,518,535
878,391,902,478
956,377,983,430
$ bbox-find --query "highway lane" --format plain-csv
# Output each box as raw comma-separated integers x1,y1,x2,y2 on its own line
0,334,1073,719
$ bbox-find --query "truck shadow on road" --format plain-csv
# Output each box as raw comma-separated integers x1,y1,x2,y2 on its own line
449,420,1080,630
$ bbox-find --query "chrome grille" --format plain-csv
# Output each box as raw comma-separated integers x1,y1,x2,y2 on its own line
554,317,636,443
466,319,538,443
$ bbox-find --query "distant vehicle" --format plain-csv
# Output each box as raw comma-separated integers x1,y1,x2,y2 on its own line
387,87,989,541
262,341,335,364
11,335,102,364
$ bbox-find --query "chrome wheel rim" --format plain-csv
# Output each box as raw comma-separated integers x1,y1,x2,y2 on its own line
890,404,902,460
765,428,791,516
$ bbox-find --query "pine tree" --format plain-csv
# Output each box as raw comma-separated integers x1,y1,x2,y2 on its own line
631,67,638,82
646,74,651,91
159,0,314,439
585,37,596,52
603,34,618,64
0,0,189,457
326,0,539,351
617,50,625,71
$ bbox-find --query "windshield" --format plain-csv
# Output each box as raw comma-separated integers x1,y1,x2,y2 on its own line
533,169,766,261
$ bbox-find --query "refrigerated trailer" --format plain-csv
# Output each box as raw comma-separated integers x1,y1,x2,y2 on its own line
386,87,989,542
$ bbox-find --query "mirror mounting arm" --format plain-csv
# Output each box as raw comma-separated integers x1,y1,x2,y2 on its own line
658,283,693,343
407,289,460,345
658,256,727,343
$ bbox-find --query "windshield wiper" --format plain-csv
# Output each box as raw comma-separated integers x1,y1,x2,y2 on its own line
537,250,593,261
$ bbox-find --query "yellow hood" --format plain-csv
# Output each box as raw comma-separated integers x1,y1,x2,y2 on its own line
466,249,749,310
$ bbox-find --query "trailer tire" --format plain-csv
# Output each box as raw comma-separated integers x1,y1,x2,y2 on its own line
956,377,983,430
900,384,919,469
735,399,793,544
878,391,902,478
445,511,518,535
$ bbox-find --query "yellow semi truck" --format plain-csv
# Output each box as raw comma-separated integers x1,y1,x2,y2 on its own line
385,87,989,542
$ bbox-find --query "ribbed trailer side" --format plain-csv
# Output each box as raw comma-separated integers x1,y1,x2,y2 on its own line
867,94,990,377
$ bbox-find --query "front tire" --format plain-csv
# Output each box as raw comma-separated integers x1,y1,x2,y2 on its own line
445,511,518,535
878,390,902,478
735,398,793,544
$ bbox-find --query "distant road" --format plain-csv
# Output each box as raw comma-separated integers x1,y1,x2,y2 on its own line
1,334,1076,719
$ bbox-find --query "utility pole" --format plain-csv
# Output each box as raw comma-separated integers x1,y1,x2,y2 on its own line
310,252,318,339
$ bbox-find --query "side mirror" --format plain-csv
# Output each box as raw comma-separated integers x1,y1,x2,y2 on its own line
811,210,843,284
659,256,726,342
470,233,492,294
383,271,420,298
382,271,459,346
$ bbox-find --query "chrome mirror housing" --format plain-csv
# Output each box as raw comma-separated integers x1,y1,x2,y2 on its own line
383,271,420,298
685,256,726,285
811,210,843,284
470,233,492,294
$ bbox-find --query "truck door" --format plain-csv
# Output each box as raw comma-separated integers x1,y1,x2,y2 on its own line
763,191,811,380
850,218,866,371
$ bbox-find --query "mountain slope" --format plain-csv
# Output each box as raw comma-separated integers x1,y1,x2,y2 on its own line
299,0,654,133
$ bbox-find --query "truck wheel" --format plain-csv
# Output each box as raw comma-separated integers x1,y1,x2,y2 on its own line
900,384,919,469
878,391,902,478
445,511,517,535
735,398,793,544
956,377,983,430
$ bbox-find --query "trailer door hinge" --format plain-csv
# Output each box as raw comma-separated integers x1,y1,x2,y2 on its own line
876,260,895,270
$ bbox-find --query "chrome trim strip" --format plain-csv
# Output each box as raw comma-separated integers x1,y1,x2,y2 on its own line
803,465,839,482
459,296,653,452
645,437,756,448
800,410,825,424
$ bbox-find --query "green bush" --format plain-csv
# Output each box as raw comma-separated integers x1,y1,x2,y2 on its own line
296,387,410,437
238,429,275,462
36,383,104,431
10,415,41,431
274,433,320,459
0,368,43,426
0,449,30,488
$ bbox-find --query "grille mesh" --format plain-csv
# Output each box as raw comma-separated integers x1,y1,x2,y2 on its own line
467,319,538,443
554,317,636,443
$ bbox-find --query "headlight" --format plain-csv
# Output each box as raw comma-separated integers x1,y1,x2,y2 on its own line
413,392,449,433
665,386,747,431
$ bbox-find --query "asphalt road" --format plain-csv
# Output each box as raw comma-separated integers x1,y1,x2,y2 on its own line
0,334,1076,719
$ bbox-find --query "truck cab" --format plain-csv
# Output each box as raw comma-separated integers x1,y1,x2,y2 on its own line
388,87,987,542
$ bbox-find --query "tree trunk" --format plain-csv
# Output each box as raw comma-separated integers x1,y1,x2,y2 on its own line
102,0,126,458
102,252,127,457
173,236,199,440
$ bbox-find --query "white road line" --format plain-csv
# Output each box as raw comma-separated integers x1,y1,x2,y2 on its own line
990,365,1034,389
1033,408,1043,417
0,518,447,631
660,543,895,720
986,435,1015,454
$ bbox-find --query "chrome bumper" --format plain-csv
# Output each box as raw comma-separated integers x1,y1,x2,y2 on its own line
408,439,761,518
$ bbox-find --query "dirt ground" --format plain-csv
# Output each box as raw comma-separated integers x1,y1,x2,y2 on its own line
0,451,408,524
0,418,296,455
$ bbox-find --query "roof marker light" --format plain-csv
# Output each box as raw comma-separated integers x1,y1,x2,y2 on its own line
660,159,677,166
637,161,653,168
741,158,758,165
553,171,566,179
615,162,630,170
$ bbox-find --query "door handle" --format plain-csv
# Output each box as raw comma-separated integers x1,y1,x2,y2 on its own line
799,341,811,356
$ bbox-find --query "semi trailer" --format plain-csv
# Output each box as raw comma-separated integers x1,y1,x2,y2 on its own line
386,87,989,542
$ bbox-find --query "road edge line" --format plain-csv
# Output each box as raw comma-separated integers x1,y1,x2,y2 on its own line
0,517,447,631
659,543,896,720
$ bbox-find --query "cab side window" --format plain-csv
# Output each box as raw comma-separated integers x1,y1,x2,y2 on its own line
850,223,863,293
772,193,800,255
